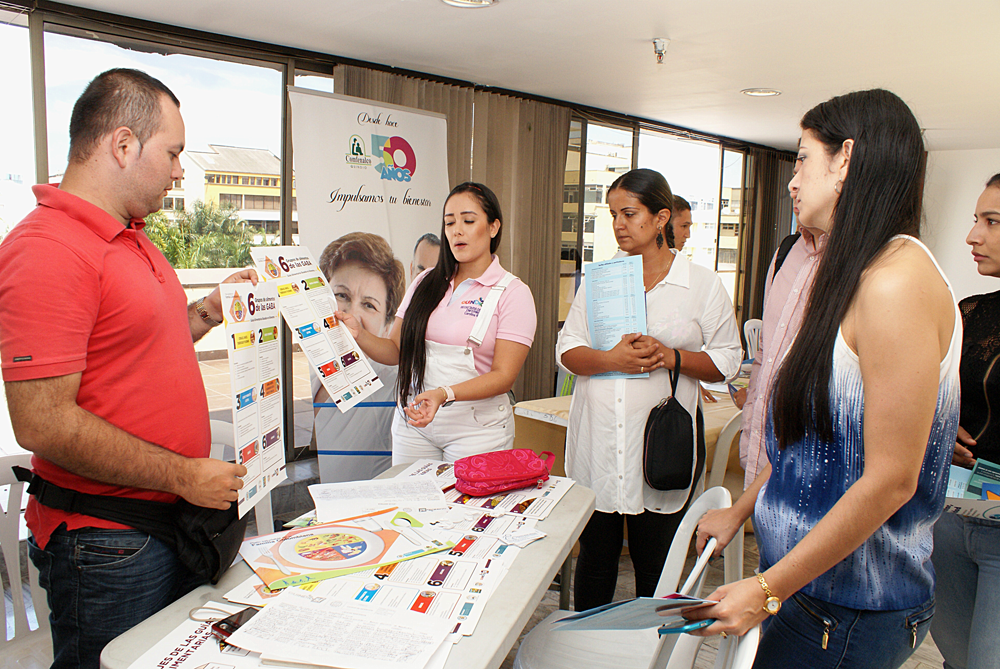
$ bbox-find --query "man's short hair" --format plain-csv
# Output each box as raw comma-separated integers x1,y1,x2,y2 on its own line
413,232,441,253
69,68,180,164
673,195,691,212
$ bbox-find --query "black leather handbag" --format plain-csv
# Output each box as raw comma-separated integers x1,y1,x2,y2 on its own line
642,349,699,492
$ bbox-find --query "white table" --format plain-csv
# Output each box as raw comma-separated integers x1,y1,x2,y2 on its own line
100,465,595,669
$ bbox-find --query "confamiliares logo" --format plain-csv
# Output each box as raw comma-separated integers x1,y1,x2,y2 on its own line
372,134,417,182
345,135,373,168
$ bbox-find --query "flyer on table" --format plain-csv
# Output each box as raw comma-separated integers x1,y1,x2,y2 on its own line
250,245,383,411
222,281,287,519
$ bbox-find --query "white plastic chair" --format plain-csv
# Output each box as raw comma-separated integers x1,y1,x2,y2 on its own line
659,622,760,669
707,410,744,585
209,420,273,536
1,452,52,669
514,487,741,669
743,320,762,361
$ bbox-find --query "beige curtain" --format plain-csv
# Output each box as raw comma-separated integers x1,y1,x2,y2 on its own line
735,147,795,325
333,66,571,402
472,91,571,402
334,64,473,187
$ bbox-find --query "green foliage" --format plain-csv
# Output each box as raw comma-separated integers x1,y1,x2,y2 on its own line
144,200,276,269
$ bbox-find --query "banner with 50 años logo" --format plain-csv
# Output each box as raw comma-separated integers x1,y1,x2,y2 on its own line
289,87,450,285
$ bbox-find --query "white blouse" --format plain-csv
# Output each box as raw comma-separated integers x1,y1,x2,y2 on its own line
557,251,742,514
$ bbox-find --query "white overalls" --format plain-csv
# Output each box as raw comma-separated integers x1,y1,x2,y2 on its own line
390,272,517,464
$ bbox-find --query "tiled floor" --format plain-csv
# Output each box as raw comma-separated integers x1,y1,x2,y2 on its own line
500,533,945,669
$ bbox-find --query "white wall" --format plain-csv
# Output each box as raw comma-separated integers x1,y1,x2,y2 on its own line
922,149,1000,301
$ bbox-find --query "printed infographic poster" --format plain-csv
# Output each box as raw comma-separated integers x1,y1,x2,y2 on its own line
221,282,287,518
251,246,383,412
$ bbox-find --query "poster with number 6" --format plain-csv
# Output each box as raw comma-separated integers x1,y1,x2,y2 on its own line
221,281,287,518
250,246,383,412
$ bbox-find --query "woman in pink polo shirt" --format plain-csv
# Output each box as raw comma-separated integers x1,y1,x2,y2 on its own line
337,182,536,464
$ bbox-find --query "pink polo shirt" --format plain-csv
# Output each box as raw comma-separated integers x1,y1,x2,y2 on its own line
738,228,827,488
0,185,210,548
397,256,536,375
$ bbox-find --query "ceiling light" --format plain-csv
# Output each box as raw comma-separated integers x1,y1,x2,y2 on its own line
742,88,781,97
442,0,495,7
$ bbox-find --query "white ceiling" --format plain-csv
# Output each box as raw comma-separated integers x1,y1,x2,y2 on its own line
69,0,998,152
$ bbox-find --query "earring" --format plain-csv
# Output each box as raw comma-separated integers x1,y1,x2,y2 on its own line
655,227,664,249
835,180,843,194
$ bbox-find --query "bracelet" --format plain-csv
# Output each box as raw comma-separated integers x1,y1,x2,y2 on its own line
439,386,455,406
195,297,222,326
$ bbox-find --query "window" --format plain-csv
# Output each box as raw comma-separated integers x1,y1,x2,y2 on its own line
162,197,174,210
219,193,243,208
0,11,35,240
639,130,721,270
583,184,603,204
584,214,596,233
717,151,744,297
173,177,183,189
718,248,738,265
563,184,579,204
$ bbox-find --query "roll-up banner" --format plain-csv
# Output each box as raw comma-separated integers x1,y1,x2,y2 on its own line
288,87,451,484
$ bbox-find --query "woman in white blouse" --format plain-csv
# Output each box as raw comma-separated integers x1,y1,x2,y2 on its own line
557,168,742,611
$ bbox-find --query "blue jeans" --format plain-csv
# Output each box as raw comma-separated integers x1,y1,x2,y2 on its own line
28,526,205,669
931,512,1000,669
751,591,934,669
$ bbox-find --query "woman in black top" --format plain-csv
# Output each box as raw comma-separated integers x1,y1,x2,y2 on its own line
930,173,1000,669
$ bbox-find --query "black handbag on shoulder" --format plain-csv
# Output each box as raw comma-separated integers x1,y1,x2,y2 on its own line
643,349,702,492
13,466,247,584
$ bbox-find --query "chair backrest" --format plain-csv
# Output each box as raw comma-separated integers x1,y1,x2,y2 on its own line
659,623,760,669
743,320,762,361
209,419,236,461
1,452,50,645
652,486,732,598
707,410,742,491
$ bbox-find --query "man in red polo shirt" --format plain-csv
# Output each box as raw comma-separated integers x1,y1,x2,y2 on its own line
0,69,253,669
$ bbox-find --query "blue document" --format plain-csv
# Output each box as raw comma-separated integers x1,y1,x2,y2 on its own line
551,594,712,631
585,255,648,379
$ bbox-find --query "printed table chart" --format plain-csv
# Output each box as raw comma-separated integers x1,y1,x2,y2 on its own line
100,465,595,669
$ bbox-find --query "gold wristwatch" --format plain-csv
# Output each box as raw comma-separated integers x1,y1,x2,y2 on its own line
757,573,781,615
196,297,222,326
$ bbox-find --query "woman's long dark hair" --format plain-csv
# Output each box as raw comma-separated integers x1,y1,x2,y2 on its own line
396,182,503,407
608,168,676,249
772,89,924,449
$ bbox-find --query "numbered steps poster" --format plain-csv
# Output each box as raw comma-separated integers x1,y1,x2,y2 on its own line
221,281,287,518
251,246,383,412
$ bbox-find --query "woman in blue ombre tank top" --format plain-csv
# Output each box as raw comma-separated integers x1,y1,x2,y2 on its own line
684,89,960,669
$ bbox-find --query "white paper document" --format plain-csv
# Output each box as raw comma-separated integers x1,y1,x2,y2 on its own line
585,255,648,379
221,282,287,518
251,246,382,411
228,585,453,669
309,478,448,523
125,602,257,669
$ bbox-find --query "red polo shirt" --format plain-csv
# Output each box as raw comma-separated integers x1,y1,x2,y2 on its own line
0,185,211,548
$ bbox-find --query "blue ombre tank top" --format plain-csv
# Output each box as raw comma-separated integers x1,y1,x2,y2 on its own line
754,236,961,610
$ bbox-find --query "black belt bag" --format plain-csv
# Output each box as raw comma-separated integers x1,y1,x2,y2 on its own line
14,466,247,584
642,349,705,493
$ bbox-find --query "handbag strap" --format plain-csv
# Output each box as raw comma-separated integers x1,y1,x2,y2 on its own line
668,348,681,397
12,465,179,544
